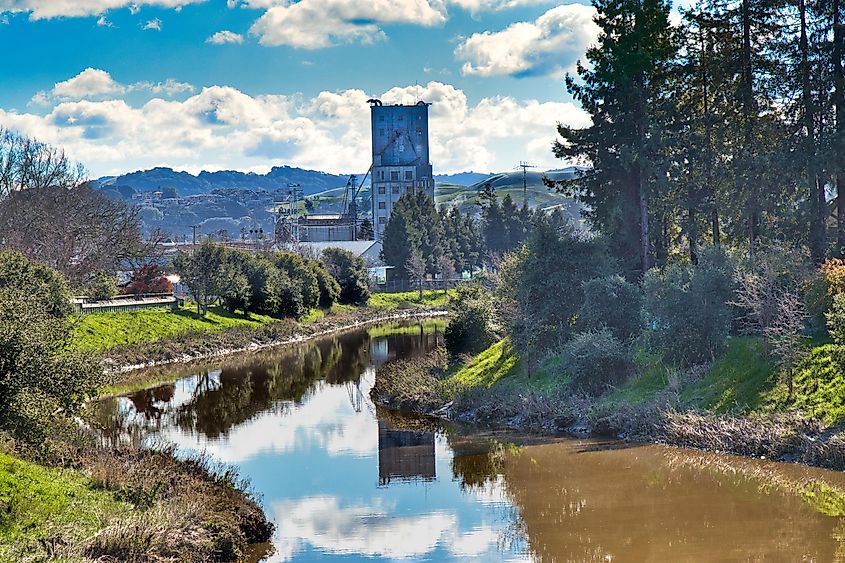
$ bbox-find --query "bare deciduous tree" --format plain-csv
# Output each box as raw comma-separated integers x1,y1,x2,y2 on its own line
734,268,808,400
764,288,808,401
0,129,159,286
437,255,456,294
406,253,426,300
0,128,85,197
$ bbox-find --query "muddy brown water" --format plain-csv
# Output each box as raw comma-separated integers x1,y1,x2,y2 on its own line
89,322,845,561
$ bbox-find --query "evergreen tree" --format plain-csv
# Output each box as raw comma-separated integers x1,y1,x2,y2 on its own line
555,0,678,277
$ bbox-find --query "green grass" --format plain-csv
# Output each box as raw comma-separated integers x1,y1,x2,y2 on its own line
766,343,845,426
603,351,669,408
450,339,522,389
72,306,278,351
0,452,129,561
680,337,777,413
367,289,454,310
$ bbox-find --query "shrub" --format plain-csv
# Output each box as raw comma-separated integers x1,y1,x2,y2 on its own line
274,269,306,319
496,221,618,364
321,247,371,305
125,264,173,295
643,247,734,367
827,293,845,345
0,257,99,446
272,252,320,310
806,258,845,335
444,284,498,356
577,275,643,341
88,271,118,302
0,250,73,318
561,329,633,395
310,261,340,309
245,257,281,314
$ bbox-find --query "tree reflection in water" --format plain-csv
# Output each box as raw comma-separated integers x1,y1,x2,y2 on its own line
91,325,443,446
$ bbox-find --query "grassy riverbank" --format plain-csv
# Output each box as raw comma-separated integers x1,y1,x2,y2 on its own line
371,336,845,469
0,446,272,562
74,289,453,354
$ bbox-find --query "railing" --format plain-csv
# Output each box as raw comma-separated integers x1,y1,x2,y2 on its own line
369,279,467,293
73,292,179,315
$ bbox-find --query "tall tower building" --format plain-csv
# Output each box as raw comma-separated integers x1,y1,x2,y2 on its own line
369,100,434,238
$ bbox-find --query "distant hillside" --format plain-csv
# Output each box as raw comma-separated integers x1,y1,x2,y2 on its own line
434,172,491,186
435,167,586,220
94,166,351,197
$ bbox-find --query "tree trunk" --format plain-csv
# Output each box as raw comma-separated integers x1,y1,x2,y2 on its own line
639,180,650,273
800,0,823,262
836,0,845,255
741,0,757,253
689,207,699,264
701,23,719,249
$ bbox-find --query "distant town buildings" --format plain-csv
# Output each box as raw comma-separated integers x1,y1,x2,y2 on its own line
369,100,434,238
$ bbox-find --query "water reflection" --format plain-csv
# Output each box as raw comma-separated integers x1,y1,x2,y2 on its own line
89,322,845,562
377,420,436,486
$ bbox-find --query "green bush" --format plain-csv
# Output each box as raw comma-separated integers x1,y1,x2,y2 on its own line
826,293,845,345
562,329,633,395
444,284,498,356
310,261,340,309
273,252,320,311
643,248,734,367
577,275,643,341
496,221,618,361
88,271,118,302
0,256,98,446
0,251,73,318
321,248,371,305
275,269,306,319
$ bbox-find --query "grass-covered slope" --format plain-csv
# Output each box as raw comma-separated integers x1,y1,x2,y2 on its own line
72,290,453,353
367,289,453,310
0,452,129,561
381,333,845,433
0,447,273,562
72,306,276,351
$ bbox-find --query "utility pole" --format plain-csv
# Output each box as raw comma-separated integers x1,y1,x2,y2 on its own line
516,161,536,206
190,225,199,250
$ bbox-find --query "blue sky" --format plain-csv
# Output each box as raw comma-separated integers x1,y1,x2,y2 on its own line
0,0,600,176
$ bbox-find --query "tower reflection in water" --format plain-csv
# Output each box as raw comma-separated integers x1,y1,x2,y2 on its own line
377,420,436,486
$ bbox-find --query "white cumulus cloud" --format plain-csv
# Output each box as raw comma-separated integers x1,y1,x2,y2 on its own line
449,0,554,12
0,0,203,20
31,68,194,105
456,3,599,77
142,17,161,30
248,0,447,49
53,68,126,99
206,29,244,44
7,77,588,177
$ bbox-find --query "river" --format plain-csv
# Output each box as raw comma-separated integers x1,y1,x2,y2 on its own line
89,321,845,561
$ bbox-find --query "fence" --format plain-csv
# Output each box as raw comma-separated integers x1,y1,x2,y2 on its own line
370,278,467,293
73,293,179,315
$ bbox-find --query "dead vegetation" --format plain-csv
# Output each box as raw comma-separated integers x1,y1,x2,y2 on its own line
33,438,274,563
370,348,452,413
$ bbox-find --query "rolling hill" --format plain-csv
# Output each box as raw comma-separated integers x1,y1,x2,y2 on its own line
94,166,351,197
